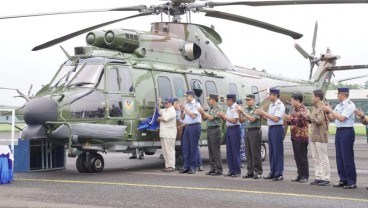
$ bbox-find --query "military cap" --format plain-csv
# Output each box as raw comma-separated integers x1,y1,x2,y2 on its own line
207,93,219,100
269,88,280,95
245,94,255,100
184,90,195,96
337,87,349,93
236,99,243,105
162,97,174,104
226,94,236,101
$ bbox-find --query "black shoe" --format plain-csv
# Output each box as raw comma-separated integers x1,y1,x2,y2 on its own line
343,184,357,189
129,154,137,159
206,170,215,175
333,182,347,187
291,177,301,182
211,171,222,176
318,180,330,186
179,169,189,173
138,152,144,160
188,170,196,174
272,176,283,181
232,173,241,178
299,178,308,183
263,175,274,180
310,179,322,185
242,174,254,179
224,172,233,177
253,174,262,179
197,166,203,171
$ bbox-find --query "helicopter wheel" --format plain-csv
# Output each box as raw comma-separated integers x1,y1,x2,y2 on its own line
87,152,105,173
261,142,267,162
76,153,88,173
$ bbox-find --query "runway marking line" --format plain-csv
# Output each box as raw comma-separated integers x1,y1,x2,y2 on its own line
18,178,368,203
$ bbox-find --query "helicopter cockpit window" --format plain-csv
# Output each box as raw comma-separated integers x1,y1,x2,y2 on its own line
251,86,260,105
68,65,104,88
173,77,185,97
50,65,81,87
157,76,173,99
229,83,239,98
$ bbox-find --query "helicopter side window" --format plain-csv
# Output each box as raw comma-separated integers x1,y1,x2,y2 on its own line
118,67,134,93
205,81,218,95
251,86,260,105
107,67,120,91
173,77,185,97
157,76,173,99
229,83,239,98
190,79,204,105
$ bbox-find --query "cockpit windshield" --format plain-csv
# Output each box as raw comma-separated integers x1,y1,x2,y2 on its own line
68,65,104,88
50,64,104,88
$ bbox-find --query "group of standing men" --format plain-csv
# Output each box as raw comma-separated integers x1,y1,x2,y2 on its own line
156,87,366,189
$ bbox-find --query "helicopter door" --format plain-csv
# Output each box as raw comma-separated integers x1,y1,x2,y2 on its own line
106,65,134,122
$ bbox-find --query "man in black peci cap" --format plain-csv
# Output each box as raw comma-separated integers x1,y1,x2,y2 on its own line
198,94,223,176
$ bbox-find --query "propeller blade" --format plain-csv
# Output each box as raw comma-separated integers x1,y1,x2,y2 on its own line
312,21,318,54
32,12,151,51
207,0,368,7
335,74,368,82
294,43,311,59
327,64,368,71
0,5,147,20
203,9,302,39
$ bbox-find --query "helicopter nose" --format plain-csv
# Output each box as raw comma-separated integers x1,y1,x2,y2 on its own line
23,97,58,125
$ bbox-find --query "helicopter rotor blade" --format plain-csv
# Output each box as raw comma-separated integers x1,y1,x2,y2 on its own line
312,21,318,55
206,0,368,8
294,43,312,59
32,12,151,51
202,9,302,39
335,73,368,83
0,5,147,20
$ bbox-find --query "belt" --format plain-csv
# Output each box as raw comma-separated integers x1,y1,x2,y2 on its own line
186,123,201,127
227,125,239,128
208,126,220,129
336,127,353,130
269,125,282,128
246,127,260,131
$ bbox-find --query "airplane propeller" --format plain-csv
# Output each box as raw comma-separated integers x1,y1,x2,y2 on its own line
1,0,368,51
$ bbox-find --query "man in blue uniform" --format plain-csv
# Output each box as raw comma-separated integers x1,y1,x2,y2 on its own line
218,94,241,177
323,87,357,189
179,90,202,174
255,88,285,181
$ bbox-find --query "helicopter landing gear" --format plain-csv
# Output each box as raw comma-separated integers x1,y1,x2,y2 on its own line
76,152,104,173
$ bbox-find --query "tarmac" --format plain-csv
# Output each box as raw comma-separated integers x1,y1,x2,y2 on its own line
0,135,367,208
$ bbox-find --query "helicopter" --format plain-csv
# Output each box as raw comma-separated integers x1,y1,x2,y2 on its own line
1,0,368,173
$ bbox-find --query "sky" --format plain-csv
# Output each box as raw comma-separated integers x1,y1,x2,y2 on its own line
1,0,368,106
